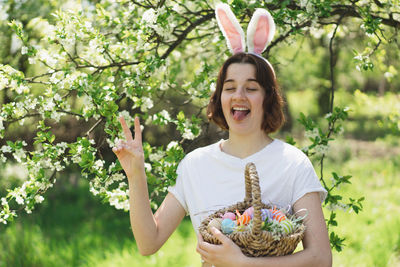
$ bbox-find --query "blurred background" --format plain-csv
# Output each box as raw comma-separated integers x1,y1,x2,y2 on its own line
0,0,399,266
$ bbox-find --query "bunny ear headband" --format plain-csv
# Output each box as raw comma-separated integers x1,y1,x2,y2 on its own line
215,3,276,77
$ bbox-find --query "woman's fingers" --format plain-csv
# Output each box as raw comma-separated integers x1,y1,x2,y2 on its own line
119,116,133,141
134,116,142,144
112,140,125,153
118,116,142,145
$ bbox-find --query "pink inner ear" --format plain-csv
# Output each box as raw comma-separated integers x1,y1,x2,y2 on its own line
253,15,269,54
217,9,244,54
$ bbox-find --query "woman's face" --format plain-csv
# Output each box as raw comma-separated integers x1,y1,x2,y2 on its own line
221,63,265,136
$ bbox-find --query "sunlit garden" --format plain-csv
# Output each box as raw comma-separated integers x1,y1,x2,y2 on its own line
1,0,399,266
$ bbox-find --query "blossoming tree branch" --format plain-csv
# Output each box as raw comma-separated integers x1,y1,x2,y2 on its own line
0,0,398,252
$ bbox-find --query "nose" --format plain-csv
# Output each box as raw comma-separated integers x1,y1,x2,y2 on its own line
232,86,246,100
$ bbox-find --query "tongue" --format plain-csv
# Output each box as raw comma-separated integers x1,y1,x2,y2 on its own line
233,110,248,121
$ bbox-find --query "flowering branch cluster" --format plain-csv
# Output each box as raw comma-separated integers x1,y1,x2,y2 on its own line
289,107,365,251
0,0,218,225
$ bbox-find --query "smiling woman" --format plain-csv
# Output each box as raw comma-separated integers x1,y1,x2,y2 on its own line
207,52,285,136
113,49,331,267
222,63,265,133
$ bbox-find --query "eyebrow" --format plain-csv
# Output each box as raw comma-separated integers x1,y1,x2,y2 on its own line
224,78,258,83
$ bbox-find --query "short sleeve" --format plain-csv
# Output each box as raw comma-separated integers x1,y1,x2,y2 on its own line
292,157,327,205
168,159,189,215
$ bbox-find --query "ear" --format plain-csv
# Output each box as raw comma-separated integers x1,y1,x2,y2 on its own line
247,8,275,55
215,3,246,54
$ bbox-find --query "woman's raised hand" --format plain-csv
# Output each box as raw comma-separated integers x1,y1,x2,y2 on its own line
112,116,145,180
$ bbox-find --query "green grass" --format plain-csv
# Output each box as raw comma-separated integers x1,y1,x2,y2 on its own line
84,220,200,267
0,179,201,267
322,138,400,266
286,89,400,141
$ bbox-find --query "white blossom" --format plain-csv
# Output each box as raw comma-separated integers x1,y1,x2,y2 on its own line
54,161,64,171
28,57,36,64
149,150,165,162
1,145,12,153
43,99,56,111
210,82,216,92
50,111,61,122
107,187,129,211
182,128,195,140
160,82,168,91
172,3,184,14
305,128,319,140
144,162,152,172
25,206,32,214
140,97,154,112
37,49,57,67
108,162,116,173
94,159,104,169
167,141,179,150
21,46,28,55
0,3,9,21
34,195,44,203
300,0,308,8
13,148,26,163
142,8,157,25
10,33,23,54
111,173,125,182
159,110,171,121
15,195,24,205
314,144,330,157
90,185,99,196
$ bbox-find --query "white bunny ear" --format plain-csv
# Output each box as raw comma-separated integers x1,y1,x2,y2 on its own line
247,8,275,55
215,3,246,54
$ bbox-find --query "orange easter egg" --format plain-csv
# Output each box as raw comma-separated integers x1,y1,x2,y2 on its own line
271,209,286,222
237,213,251,225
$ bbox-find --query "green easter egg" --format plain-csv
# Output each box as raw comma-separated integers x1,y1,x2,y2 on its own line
280,219,295,234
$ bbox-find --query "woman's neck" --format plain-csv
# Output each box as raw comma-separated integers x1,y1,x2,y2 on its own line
221,131,273,159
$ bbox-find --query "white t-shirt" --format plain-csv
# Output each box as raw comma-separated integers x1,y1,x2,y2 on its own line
168,139,327,233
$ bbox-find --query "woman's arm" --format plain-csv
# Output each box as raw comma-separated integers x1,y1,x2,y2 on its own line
113,116,186,256
128,173,186,255
197,192,332,267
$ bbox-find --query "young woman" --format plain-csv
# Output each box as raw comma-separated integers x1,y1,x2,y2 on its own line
112,53,332,267
112,4,332,267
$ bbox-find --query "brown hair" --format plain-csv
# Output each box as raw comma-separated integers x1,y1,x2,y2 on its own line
207,52,285,134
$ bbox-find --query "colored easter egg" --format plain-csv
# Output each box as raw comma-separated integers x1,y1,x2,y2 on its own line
280,219,295,234
208,218,222,231
244,207,254,219
237,213,251,225
221,218,236,234
271,209,286,222
261,209,273,222
222,212,236,221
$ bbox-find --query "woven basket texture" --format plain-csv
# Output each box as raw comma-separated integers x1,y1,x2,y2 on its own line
199,162,305,257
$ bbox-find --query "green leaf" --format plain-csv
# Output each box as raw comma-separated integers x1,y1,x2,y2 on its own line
330,232,345,252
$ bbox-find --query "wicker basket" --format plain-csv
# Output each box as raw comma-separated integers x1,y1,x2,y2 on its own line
198,162,305,257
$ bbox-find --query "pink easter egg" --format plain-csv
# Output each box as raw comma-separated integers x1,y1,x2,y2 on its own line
244,207,254,219
221,212,236,221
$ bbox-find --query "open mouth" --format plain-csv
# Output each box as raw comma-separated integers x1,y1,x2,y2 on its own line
231,107,250,121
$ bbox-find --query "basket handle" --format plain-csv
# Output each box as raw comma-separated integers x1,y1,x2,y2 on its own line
244,162,263,234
